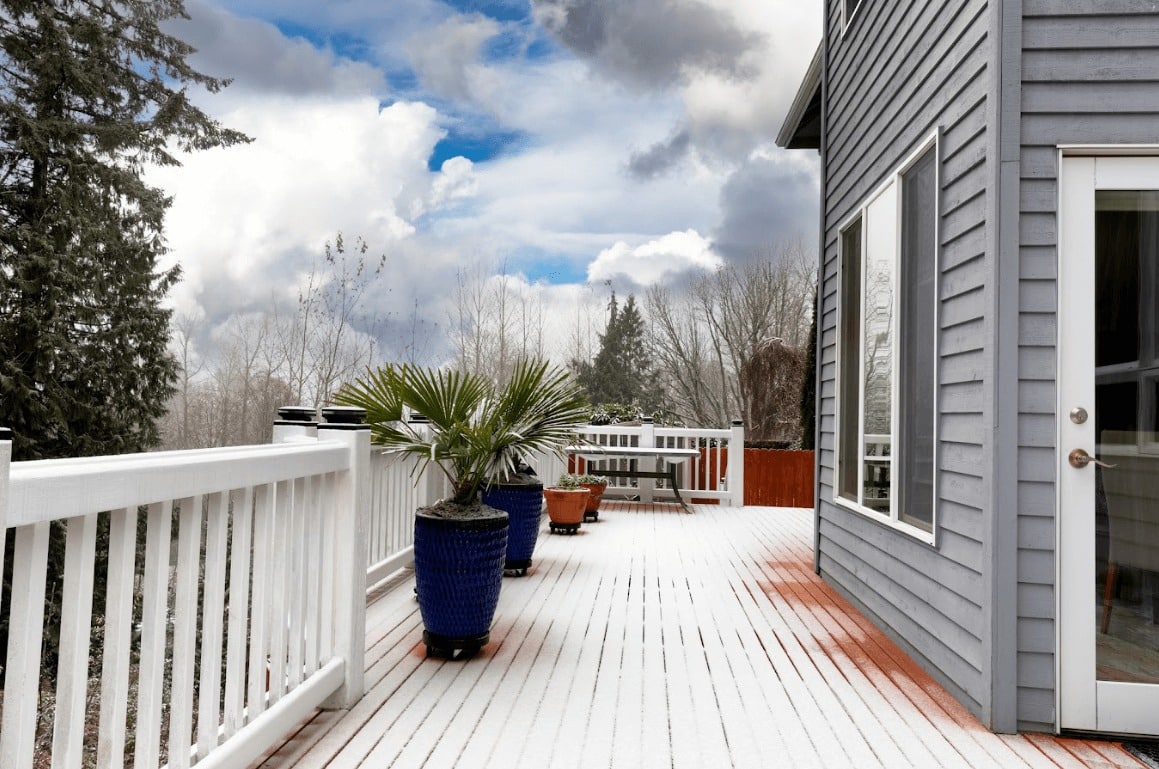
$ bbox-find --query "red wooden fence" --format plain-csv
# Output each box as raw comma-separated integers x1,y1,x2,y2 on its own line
744,449,814,507
690,448,815,507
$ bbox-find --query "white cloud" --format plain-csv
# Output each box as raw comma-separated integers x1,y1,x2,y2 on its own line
153,1,823,368
180,2,386,97
148,95,457,319
427,156,478,212
587,230,722,286
406,15,502,103
418,56,727,267
679,3,821,160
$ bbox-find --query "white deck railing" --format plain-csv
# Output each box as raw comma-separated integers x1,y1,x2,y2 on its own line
0,417,374,769
366,447,429,588
0,413,739,768
276,421,423,590
533,420,745,506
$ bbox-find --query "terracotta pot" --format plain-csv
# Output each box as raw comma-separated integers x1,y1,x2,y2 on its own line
581,482,608,513
544,487,588,533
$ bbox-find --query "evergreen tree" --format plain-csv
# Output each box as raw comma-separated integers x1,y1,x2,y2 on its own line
0,0,248,685
0,0,249,461
572,292,663,412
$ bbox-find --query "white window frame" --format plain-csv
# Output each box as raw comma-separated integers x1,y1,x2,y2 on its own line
834,131,940,544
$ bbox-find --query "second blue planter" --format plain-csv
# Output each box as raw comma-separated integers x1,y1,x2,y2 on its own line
481,480,544,576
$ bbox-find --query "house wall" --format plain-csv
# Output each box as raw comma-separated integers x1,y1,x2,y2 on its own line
1014,1,1159,732
817,0,997,722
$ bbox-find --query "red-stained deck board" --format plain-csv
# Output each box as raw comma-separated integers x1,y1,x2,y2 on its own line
252,504,1147,769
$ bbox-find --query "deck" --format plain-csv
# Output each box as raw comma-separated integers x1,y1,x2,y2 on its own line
253,503,1147,769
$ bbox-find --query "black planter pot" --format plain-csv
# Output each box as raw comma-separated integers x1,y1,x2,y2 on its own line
413,505,508,660
481,481,544,577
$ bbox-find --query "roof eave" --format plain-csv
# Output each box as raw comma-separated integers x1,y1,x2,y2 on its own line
776,42,823,151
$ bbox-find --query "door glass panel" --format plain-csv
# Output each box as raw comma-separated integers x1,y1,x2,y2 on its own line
1095,189,1159,684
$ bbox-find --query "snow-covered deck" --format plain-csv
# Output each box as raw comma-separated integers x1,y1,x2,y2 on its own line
253,503,1144,769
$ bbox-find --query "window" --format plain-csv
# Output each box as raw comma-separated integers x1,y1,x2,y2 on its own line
836,137,938,539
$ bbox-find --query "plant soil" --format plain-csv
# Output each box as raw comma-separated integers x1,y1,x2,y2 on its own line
420,499,505,520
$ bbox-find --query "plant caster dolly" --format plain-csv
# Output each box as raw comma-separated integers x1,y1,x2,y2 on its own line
423,630,489,660
549,521,581,534
583,511,599,522
504,558,532,577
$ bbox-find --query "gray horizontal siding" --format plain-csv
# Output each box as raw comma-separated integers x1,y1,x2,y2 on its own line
1015,6,1159,731
817,0,993,725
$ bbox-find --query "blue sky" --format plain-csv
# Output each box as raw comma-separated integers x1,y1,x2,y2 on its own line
151,0,822,363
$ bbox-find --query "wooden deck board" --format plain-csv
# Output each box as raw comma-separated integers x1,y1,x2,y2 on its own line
254,504,1148,769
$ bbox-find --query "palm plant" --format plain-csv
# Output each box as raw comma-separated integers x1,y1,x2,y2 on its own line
336,358,587,657
336,358,588,507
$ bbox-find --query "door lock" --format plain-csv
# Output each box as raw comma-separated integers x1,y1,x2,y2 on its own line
1068,448,1116,469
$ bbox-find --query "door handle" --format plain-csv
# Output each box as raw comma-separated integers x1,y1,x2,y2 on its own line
1068,448,1116,469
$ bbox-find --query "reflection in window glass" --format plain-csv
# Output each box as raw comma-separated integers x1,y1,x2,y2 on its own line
862,187,897,515
862,258,893,440
838,219,863,503
898,146,938,532
833,139,938,538
1093,189,1159,684
1095,191,1143,369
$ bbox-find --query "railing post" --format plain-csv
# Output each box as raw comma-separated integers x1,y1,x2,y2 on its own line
0,427,9,617
0,427,52,769
272,405,318,443
318,406,370,709
640,417,656,502
729,420,745,507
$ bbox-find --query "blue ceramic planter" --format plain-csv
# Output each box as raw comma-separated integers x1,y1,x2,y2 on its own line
413,506,508,659
481,481,544,576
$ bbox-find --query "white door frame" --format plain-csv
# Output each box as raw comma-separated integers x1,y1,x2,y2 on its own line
1057,151,1159,735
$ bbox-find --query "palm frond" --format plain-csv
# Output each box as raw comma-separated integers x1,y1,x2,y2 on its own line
334,358,587,505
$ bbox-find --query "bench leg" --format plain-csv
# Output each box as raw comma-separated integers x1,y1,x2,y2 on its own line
667,467,689,511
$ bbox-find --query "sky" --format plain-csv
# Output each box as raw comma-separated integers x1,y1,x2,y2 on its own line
148,0,823,365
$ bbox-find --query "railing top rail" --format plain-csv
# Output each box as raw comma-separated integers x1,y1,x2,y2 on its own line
7,440,350,528
566,446,700,458
574,424,736,439
574,425,643,435
654,427,733,438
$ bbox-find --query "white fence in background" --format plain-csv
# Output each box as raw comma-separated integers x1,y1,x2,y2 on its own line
533,420,745,507
0,415,739,769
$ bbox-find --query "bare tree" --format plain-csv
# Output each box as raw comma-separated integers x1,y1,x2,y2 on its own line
275,233,386,407
449,259,545,384
647,241,814,437
224,313,270,443
161,312,294,448
159,233,387,449
166,311,206,449
647,284,728,424
564,282,604,370
741,338,807,442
